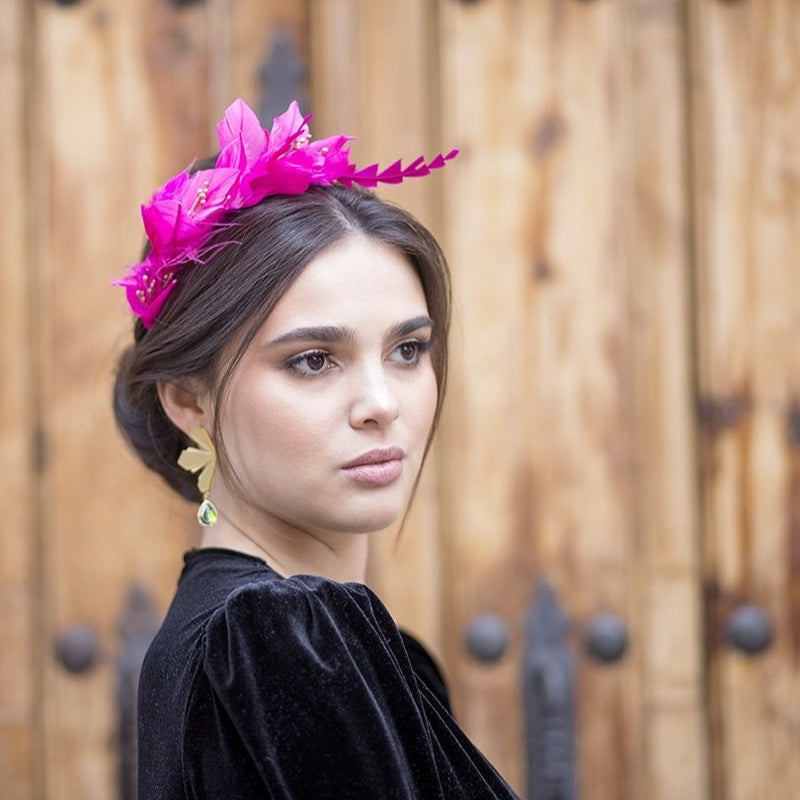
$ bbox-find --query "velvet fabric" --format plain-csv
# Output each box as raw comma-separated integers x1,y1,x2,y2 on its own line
137,549,519,799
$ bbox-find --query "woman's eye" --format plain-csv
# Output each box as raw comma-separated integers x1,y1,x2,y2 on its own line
286,351,332,376
388,339,431,365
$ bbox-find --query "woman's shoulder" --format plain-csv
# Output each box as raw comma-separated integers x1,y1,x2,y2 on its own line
204,572,397,661
220,570,381,608
198,574,421,736
182,568,519,798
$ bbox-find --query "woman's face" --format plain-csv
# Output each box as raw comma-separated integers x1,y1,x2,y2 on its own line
211,235,438,540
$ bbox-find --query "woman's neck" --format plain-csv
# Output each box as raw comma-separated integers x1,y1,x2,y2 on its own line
199,507,370,584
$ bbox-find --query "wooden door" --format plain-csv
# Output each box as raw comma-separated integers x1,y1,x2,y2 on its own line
1,2,310,798
1,2,38,797
691,1,800,798
432,1,706,796
2,1,799,799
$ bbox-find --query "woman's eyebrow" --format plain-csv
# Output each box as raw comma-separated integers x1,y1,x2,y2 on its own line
266,316,434,349
266,325,357,348
387,316,434,339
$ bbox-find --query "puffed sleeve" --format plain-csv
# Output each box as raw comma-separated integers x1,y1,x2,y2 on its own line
181,575,518,799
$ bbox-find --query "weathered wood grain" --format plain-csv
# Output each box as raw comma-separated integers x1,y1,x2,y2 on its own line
437,0,648,793
627,1,708,798
437,0,710,795
33,1,209,795
0,1,37,798
3,0,797,796
690,1,800,798
30,0,313,794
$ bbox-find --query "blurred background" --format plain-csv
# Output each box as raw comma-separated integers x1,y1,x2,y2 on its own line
2,0,799,798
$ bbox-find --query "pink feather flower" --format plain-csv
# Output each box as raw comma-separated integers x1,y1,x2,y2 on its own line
114,98,457,328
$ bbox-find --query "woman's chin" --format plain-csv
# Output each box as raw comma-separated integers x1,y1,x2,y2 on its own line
324,504,406,536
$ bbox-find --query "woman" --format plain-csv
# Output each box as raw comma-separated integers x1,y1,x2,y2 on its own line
114,99,518,799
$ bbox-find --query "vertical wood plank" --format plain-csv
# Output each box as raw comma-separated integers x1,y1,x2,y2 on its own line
0,2,37,798
690,1,800,798
437,1,643,793
309,0,446,652
34,1,212,796
627,1,709,798
209,0,309,115
310,0,437,218
436,11,543,786
31,1,316,795
437,0,708,795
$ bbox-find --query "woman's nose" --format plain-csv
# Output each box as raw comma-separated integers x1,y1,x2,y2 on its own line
349,364,400,429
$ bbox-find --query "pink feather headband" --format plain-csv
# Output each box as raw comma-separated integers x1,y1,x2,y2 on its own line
114,98,458,328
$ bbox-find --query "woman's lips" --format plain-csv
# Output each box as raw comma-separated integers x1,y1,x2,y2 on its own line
342,448,405,486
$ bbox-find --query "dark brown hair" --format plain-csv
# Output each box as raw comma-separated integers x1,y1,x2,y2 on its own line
114,184,451,503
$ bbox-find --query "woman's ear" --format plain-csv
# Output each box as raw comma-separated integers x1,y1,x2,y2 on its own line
157,380,212,436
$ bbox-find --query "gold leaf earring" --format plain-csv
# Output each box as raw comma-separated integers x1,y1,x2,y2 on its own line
177,426,219,526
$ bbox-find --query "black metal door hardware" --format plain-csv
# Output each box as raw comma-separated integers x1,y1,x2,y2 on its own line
116,584,161,800
54,584,161,800
464,579,631,799
725,604,774,656
583,613,628,663
464,613,510,663
523,580,576,800
54,624,101,674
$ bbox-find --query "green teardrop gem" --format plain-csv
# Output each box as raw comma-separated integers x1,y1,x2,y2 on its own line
197,498,218,527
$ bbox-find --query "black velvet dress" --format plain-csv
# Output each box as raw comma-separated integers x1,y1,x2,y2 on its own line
137,549,519,799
